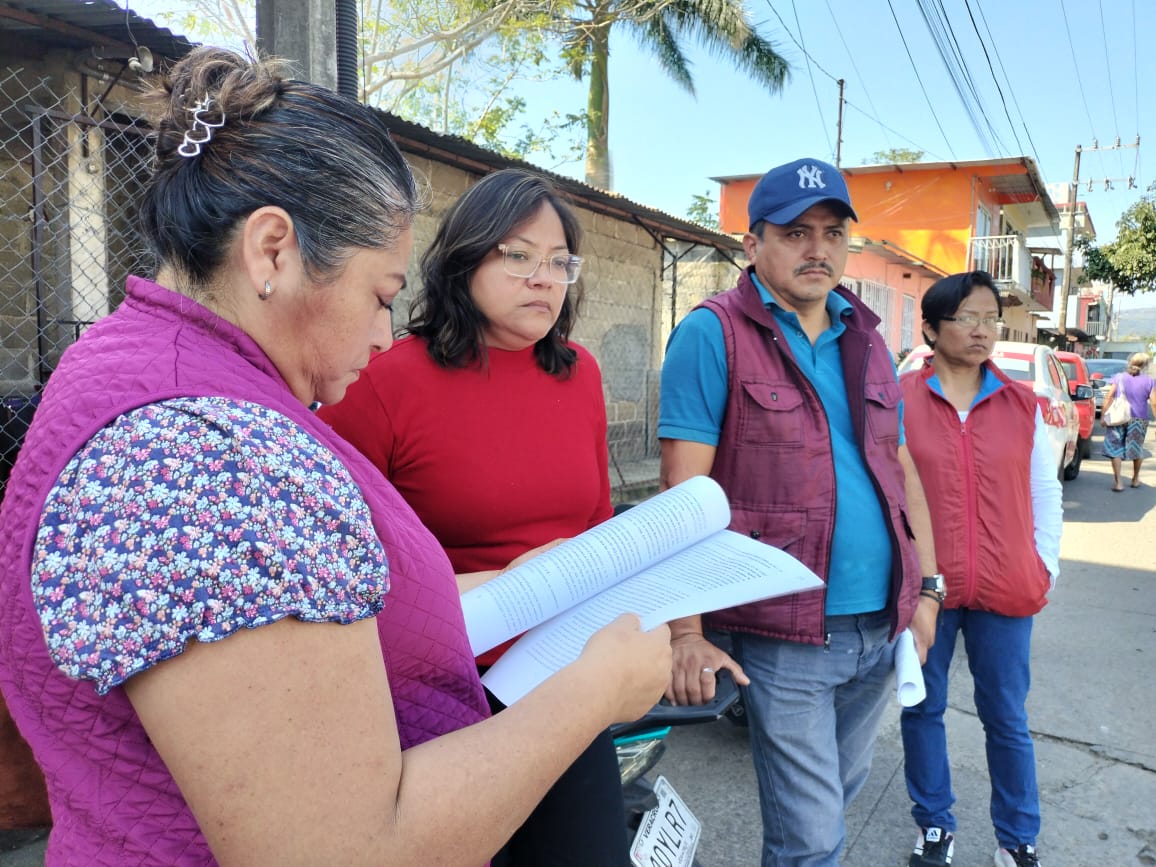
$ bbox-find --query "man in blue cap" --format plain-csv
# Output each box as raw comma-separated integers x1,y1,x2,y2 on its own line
658,158,941,866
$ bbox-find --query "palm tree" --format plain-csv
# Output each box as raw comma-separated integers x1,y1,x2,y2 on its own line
561,0,789,189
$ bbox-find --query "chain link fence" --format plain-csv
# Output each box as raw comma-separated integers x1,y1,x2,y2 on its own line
0,64,744,502
1,66,154,496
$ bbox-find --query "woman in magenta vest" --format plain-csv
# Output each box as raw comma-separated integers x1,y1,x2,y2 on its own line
897,271,1062,867
0,47,670,866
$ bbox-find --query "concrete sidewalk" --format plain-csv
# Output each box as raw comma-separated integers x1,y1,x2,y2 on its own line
840,450,1156,866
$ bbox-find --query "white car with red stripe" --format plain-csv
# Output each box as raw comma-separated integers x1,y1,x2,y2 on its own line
898,341,1080,480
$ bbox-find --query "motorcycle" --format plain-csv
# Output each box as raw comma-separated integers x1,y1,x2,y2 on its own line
613,669,740,867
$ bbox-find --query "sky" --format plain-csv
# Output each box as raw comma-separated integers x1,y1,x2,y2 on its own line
126,0,1154,308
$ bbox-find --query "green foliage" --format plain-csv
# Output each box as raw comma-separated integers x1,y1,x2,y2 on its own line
1077,195,1156,295
686,190,720,229
156,0,583,166
865,148,925,165
559,1,789,189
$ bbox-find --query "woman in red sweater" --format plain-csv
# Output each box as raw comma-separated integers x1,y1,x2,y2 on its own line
319,169,625,867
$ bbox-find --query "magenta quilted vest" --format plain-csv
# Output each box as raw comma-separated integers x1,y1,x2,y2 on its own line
0,276,488,865
699,268,921,645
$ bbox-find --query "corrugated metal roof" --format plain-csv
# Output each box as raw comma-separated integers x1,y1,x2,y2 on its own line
1,1,738,251
0,0,195,60
383,112,742,251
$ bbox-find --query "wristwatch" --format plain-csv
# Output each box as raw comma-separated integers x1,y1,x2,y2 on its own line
921,573,946,603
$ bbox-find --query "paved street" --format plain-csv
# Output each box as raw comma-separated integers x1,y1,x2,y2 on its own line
654,423,1156,867
3,427,1154,866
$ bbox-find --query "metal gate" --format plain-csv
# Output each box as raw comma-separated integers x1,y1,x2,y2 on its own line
0,66,154,494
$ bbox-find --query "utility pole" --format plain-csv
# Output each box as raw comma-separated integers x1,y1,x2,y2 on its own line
835,79,845,168
1056,136,1140,346
1056,146,1081,346
256,0,336,89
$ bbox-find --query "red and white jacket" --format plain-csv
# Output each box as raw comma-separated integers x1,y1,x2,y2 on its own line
900,362,1053,617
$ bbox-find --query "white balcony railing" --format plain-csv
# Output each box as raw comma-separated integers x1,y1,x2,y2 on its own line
969,235,1031,291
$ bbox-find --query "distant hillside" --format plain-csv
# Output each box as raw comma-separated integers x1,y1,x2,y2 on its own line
1117,305,1156,339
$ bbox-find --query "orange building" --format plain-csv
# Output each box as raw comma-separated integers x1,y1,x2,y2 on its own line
715,158,1061,351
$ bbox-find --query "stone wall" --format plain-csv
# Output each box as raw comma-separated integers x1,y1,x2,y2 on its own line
1,59,739,476
399,157,672,467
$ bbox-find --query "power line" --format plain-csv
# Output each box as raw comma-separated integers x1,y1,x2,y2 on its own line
974,0,1042,166
961,0,1027,157
914,0,1005,156
842,101,948,162
764,0,946,164
1057,0,1098,140
763,1,838,83
884,0,956,159
1097,0,1125,176
789,0,833,160
1133,0,1140,140
822,0,892,152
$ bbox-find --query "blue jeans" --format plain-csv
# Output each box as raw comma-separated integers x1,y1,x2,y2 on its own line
900,608,1039,850
733,611,895,867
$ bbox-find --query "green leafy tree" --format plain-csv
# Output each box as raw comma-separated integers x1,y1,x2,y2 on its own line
153,0,584,165
686,190,719,229
1078,195,1156,295
865,148,925,165
559,1,789,190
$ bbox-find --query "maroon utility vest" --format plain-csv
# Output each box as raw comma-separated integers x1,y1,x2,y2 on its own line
0,277,488,864
701,268,921,644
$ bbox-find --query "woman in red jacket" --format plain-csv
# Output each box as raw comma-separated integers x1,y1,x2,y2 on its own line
320,169,626,867
897,271,1062,867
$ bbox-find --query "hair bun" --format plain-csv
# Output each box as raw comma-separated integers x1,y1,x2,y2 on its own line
152,47,288,161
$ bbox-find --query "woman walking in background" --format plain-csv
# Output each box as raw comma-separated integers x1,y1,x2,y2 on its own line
1101,352,1156,491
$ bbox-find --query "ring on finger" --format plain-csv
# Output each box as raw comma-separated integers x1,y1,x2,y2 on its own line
701,666,715,675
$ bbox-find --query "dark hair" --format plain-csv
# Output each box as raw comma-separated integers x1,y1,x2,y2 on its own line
141,47,421,294
408,169,584,377
920,270,1002,348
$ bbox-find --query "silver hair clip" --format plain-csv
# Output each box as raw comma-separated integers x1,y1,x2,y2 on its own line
178,97,226,158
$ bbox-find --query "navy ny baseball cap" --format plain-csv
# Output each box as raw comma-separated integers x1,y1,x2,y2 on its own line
747,158,858,229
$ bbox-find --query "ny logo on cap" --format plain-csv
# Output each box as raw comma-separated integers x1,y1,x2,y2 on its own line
797,164,826,189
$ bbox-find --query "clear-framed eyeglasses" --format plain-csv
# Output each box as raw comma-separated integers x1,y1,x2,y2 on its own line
941,314,1006,331
497,244,583,284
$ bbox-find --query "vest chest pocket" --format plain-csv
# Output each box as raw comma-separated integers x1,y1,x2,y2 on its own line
737,380,805,448
865,380,902,443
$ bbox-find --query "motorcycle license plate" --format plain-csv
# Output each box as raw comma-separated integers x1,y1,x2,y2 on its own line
629,775,701,867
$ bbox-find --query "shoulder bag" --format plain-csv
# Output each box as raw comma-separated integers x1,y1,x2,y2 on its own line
1102,376,1133,427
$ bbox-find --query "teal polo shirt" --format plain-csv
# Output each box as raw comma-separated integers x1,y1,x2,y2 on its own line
658,276,903,615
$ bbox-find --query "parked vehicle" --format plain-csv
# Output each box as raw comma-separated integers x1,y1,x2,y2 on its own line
898,341,1083,480
614,670,740,867
1085,358,1128,417
1055,351,1095,473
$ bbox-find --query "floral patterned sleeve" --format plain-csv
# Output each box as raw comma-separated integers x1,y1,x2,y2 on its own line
32,397,388,695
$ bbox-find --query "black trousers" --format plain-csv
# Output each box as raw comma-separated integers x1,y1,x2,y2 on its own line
486,689,630,867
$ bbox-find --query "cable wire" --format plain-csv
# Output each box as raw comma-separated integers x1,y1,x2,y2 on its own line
822,0,893,153
1097,0,1125,175
788,0,833,160
961,0,1024,156
1057,0,1098,138
884,0,956,159
914,0,1004,156
974,0,1042,166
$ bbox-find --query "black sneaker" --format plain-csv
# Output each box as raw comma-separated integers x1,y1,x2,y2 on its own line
910,827,954,866
994,844,1041,867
